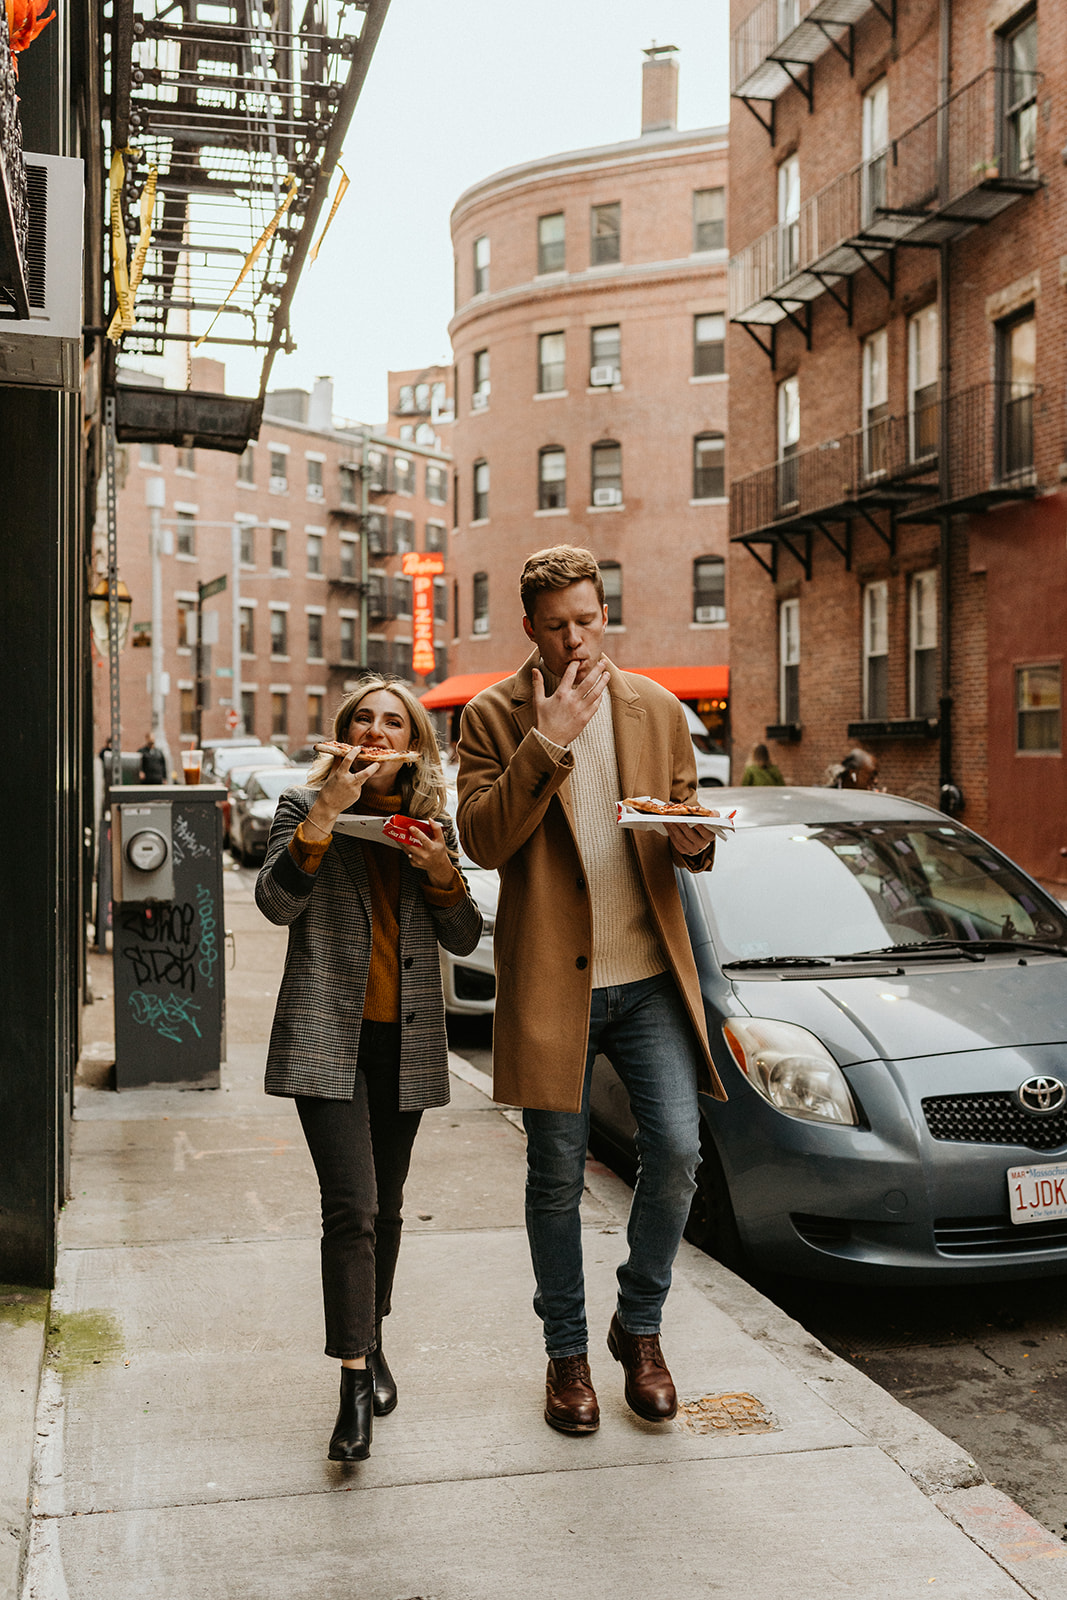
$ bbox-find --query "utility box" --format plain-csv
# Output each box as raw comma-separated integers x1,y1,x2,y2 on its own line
110,786,226,1090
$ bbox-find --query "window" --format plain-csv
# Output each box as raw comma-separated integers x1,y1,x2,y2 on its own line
590,324,621,387
426,520,447,556
306,532,323,575
909,570,938,718
176,510,196,556
415,381,430,413
538,448,566,511
415,423,435,447
777,375,800,508
140,442,160,465
236,443,254,484
393,455,413,495
591,441,622,506
364,448,388,493
238,519,255,565
693,434,725,500
693,187,725,252
307,692,324,737
778,0,799,36
538,331,566,393
270,525,288,572
177,446,196,473
366,573,389,620
240,691,255,734
998,310,1035,479
177,597,195,650
472,571,489,634
180,687,196,736
862,328,889,478
777,156,800,281
397,384,415,414
1016,664,1061,752
1001,12,1038,179
426,462,447,503
452,578,460,640
908,306,939,462
862,78,889,223
694,313,725,377
270,608,288,657
434,577,448,623
339,462,358,506
366,640,388,673
339,537,357,580
395,575,412,617
779,599,800,724
538,211,565,274
306,457,324,502
365,509,390,556
863,581,889,719
269,449,288,492
399,424,414,442
393,514,414,554
239,604,254,655
601,560,622,626
473,459,489,521
271,691,289,738
473,349,490,408
473,234,489,295
693,557,726,624
306,611,324,660
590,201,620,265
340,615,357,662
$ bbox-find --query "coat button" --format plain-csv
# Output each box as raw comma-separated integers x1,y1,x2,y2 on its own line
405,1012,415,1025
575,956,587,970
576,876,585,891
403,956,414,969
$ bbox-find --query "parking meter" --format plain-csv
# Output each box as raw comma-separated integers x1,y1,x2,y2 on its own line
109,785,226,1090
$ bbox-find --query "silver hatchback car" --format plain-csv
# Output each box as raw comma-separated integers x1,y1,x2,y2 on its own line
590,788,1067,1284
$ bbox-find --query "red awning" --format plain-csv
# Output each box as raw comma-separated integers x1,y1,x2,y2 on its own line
421,664,729,711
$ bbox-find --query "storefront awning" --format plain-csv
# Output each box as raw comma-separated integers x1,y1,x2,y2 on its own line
421,665,729,711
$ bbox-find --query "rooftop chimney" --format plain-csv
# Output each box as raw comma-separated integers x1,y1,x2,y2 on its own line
307,375,335,432
641,44,679,135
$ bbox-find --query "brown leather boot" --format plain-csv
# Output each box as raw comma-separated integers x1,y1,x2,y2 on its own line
545,1354,600,1434
606,1312,678,1421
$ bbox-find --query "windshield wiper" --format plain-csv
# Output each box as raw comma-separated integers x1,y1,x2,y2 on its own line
722,955,833,970
839,938,1066,963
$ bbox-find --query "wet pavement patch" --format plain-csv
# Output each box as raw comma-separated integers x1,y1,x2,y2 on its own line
676,1391,778,1436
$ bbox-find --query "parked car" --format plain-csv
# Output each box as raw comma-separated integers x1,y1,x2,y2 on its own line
682,703,730,787
221,749,294,842
201,737,263,779
230,766,310,864
439,788,497,1014
589,787,1067,1284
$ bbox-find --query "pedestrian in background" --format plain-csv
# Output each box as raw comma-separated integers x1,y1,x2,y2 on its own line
256,676,482,1462
830,748,880,790
136,733,166,784
741,743,784,786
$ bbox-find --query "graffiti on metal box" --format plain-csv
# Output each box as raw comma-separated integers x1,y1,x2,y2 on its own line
128,990,203,1043
119,902,200,992
196,883,218,988
172,815,211,866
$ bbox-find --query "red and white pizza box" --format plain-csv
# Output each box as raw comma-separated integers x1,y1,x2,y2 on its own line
331,813,432,852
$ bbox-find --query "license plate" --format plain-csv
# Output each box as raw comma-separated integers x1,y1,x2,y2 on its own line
1007,1163,1067,1225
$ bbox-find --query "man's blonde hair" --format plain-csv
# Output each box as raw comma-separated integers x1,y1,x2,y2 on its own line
520,545,605,620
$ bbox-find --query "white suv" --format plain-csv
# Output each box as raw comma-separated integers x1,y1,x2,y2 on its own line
682,703,730,787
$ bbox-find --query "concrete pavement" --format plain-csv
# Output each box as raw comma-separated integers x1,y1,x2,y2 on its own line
9,868,1067,1599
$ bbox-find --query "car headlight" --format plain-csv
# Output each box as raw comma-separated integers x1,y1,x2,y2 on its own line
722,1018,857,1126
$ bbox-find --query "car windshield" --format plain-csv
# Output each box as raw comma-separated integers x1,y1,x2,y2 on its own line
700,821,1067,964
253,768,309,801
215,745,287,777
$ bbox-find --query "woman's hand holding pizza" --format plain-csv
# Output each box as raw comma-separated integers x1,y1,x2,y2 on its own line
305,745,380,838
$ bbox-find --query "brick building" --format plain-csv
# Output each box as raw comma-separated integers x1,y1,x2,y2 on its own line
439,48,732,752
96,358,454,766
726,0,1066,884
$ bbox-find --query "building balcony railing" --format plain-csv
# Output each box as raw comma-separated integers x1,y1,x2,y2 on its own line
731,0,889,103
730,384,1038,553
729,69,1041,327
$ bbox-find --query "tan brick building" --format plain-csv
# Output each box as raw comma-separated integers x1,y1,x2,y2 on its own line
727,0,1067,884
441,50,732,753
96,359,454,767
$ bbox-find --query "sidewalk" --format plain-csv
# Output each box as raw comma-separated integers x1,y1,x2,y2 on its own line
11,869,1067,1599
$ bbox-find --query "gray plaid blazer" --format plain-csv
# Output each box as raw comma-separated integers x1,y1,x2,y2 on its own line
256,786,483,1109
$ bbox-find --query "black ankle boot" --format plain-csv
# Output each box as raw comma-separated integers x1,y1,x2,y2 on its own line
367,1338,398,1417
328,1367,373,1461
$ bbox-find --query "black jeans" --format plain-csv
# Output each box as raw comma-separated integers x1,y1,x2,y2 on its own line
296,1022,423,1360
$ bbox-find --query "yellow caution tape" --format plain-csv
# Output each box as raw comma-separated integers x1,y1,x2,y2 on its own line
309,161,349,264
107,160,157,342
195,173,299,348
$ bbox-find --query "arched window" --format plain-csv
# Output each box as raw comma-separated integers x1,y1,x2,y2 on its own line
693,433,725,500
538,447,566,510
600,560,622,626
591,440,622,506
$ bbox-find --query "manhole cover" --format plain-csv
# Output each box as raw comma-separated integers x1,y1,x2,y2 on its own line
676,1391,777,1435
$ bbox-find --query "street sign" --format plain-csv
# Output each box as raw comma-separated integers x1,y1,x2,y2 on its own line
226,709,240,729
199,574,228,601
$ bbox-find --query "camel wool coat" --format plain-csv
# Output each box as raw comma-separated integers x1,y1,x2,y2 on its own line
456,652,728,1113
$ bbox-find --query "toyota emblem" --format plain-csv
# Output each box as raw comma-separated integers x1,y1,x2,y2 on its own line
1017,1076,1067,1115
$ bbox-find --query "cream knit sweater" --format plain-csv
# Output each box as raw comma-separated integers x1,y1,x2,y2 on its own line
537,674,665,989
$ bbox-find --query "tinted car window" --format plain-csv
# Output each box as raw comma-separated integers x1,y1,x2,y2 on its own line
700,822,1067,963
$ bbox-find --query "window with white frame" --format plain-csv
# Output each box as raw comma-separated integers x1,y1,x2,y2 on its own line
538,212,565,274
176,596,195,651
425,462,448,503
692,187,725,252
591,201,621,265
1001,11,1038,179
538,331,565,393
339,537,357,580
393,514,414,554
863,581,889,719
591,441,622,506
237,443,254,483
693,313,725,377
140,442,160,465
538,447,566,510
473,349,490,407
339,462,358,506
862,77,889,222
239,604,254,655
779,599,800,724
269,606,289,657
694,557,726,624
269,448,288,492
306,610,324,661
473,459,489,521
238,518,255,565
472,571,489,634
176,509,196,556
601,560,622,626
473,234,489,295
306,691,325,737
777,375,800,508
305,456,324,501
777,156,800,280
425,520,447,555
270,525,288,572
306,531,323,575
1016,664,1061,752
778,0,799,36
271,690,289,738
908,305,939,462
693,434,725,500
590,324,621,386
339,614,357,662
862,327,889,478
909,569,938,718
393,455,413,495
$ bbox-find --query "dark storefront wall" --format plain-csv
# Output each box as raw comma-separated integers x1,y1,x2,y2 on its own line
972,493,1067,888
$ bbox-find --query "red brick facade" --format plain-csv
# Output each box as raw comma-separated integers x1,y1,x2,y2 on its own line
727,0,1067,882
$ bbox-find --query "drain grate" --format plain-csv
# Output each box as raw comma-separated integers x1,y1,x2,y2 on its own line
676,1391,777,1435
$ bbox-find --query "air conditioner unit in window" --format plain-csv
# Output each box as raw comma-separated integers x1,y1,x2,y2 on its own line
306,484,325,501
269,475,288,494
0,154,84,391
694,606,722,624
472,388,490,409
590,365,620,387
472,616,490,634
593,487,622,507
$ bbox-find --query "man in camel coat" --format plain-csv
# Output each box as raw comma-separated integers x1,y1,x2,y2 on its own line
457,545,726,1436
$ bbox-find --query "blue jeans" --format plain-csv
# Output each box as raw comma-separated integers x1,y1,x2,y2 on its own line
522,972,702,1359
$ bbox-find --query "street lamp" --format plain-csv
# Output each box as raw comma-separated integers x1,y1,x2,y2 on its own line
89,577,133,655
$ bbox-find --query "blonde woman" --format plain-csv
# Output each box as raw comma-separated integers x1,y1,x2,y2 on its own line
256,676,482,1462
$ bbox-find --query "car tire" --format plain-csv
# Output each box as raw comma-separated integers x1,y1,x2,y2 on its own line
685,1131,745,1272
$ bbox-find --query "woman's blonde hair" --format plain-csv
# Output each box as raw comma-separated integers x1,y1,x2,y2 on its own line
305,675,448,821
